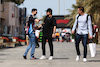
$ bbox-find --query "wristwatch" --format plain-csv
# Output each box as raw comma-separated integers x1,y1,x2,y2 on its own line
53,33,55,34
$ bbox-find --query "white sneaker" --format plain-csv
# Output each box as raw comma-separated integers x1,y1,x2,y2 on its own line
76,55,80,61
48,56,53,60
40,56,46,60
83,58,87,62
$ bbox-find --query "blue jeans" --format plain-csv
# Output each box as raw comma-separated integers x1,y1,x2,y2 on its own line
24,32,36,59
75,34,88,58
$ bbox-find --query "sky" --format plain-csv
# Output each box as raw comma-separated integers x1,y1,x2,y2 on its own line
19,0,76,18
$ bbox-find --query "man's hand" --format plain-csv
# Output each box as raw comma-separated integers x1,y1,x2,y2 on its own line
38,25,42,28
38,23,45,28
72,31,75,34
35,18,43,23
35,19,39,22
39,18,43,21
52,34,55,38
89,36,93,39
52,26,56,38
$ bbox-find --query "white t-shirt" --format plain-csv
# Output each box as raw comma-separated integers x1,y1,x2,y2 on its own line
61,32,66,36
35,30,40,37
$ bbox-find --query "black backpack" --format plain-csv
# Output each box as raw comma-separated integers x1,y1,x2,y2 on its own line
28,15,35,27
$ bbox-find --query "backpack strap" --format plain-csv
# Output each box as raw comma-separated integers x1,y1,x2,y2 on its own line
86,14,89,29
86,14,89,23
28,15,34,27
74,14,80,34
77,14,80,22
76,14,81,27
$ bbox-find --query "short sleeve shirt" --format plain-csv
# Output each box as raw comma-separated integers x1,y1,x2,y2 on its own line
43,16,57,37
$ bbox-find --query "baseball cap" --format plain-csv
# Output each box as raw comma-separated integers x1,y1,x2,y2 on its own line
46,8,52,12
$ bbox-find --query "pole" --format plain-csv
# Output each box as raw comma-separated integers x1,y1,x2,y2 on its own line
64,0,65,15
58,0,60,15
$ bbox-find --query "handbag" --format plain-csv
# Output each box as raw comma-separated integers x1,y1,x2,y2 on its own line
89,39,96,57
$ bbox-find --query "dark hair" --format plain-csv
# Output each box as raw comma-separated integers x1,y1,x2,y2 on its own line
32,8,37,12
46,8,52,15
78,6,84,12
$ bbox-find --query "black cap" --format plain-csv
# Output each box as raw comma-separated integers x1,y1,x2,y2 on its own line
46,8,52,12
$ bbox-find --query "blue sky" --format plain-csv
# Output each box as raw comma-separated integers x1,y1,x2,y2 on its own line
19,0,76,18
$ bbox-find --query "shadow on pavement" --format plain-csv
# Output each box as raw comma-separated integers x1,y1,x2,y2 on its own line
0,61,3,63
88,60,100,62
31,58,70,60
0,54,9,56
53,58,69,60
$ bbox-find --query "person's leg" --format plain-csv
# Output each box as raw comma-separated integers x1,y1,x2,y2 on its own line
75,34,82,56
27,40,29,46
75,34,82,61
64,35,65,41
62,37,64,42
26,35,29,46
82,34,88,58
42,36,47,56
35,37,39,47
24,36,31,56
40,36,47,59
30,33,36,59
48,37,53,56
58,36,59,41
56,36,58,42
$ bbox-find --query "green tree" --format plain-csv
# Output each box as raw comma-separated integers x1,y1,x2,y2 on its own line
3,0,25,5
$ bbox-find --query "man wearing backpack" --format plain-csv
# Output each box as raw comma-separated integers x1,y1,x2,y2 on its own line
72,6,93,62
23,9,40,60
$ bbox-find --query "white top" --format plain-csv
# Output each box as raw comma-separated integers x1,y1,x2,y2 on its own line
72,13,92,36
61,32,66,36
35,30,40,37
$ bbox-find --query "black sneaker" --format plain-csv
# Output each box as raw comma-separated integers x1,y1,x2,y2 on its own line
23,55,27,59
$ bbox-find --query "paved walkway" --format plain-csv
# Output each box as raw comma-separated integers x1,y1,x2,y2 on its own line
0,42,100,67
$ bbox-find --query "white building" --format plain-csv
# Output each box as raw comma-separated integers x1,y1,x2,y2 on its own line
0,1,27,37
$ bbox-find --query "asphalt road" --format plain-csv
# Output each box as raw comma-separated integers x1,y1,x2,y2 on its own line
0,42,100,67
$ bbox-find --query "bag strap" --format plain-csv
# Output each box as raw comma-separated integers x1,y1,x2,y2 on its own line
76,14,81,27
86,15,89,23
86,15,89,29
75,14,81,33
77,14,80,23
28,15,34,26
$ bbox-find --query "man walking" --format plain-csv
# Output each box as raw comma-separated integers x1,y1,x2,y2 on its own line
39,8,57,60
72,6,93,62
23,8,40,60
